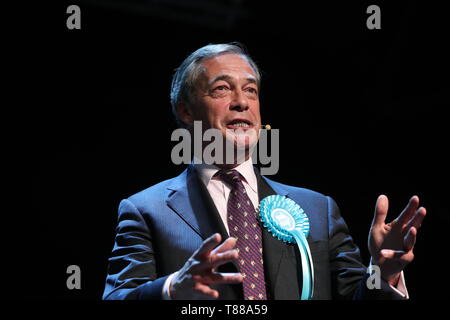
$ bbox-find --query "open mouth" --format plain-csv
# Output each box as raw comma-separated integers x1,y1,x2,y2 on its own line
226,119,253,130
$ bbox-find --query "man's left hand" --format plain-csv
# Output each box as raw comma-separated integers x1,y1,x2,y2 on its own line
368,195,427,285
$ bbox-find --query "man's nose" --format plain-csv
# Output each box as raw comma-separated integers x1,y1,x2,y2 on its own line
229,89,249,111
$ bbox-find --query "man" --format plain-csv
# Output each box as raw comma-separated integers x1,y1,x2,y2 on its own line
103,43,427,300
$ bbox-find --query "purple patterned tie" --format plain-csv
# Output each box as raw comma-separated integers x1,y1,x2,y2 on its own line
216,169,267,300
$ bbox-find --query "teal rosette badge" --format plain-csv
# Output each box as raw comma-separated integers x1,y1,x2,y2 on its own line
259,195,314,300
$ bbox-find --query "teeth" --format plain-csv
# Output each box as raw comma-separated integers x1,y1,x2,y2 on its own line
232,121,249,127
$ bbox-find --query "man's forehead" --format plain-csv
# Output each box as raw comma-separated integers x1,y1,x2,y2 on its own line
201,53,256,79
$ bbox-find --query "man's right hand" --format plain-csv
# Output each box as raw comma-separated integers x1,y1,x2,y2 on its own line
170,233,243,299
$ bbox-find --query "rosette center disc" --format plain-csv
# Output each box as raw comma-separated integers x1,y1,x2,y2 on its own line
271,208,296,231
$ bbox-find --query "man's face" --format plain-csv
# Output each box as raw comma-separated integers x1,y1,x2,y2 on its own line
187,53,262,152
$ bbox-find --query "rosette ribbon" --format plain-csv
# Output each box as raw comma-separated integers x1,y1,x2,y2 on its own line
259,195,314,300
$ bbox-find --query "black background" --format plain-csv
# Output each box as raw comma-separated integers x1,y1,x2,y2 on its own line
11,0,448,300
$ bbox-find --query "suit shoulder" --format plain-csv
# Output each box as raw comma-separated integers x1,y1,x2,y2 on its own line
128,179,170,200
263,177,329,201
126,170,186,208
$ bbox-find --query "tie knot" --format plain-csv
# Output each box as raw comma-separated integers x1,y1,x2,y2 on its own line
215,169,242,187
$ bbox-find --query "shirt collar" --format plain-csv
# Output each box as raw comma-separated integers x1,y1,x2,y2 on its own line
193,157,258,194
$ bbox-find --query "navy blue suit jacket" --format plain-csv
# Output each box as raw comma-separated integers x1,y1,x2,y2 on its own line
103,165,403,300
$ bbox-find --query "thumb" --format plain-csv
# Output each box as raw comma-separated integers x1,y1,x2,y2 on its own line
372,194,389,227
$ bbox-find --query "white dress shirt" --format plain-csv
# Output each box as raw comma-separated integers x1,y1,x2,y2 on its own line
194,157,259,234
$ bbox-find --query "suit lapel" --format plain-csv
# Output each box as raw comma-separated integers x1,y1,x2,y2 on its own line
166,165,228,241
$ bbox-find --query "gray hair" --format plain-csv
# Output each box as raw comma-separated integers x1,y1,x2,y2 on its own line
170,43,261,126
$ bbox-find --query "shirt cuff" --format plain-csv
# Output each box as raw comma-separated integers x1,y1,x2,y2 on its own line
368,259,409,299
162,272,178,300
389,271,409,299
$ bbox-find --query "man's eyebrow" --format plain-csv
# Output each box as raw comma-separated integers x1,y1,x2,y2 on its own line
208,74,257,87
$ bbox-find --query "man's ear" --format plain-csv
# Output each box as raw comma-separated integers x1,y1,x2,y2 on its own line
176,102,194,125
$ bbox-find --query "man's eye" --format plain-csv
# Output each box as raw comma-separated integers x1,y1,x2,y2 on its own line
246,87,258,94
214,85,229,91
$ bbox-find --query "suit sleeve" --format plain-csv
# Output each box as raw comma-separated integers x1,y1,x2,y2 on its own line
103,199,168,300
327,196,406,300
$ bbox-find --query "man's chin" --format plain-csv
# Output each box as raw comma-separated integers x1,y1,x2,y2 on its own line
224,136,258,150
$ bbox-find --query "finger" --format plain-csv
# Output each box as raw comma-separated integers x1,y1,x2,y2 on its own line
396,195,420,225
193,233,222,260
405,207,427,230
193,282,219,299
191,249,239,273
211,237,237,255
207,249,239,269
372,195,389,226
197,272,243,285
403,227,417,251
